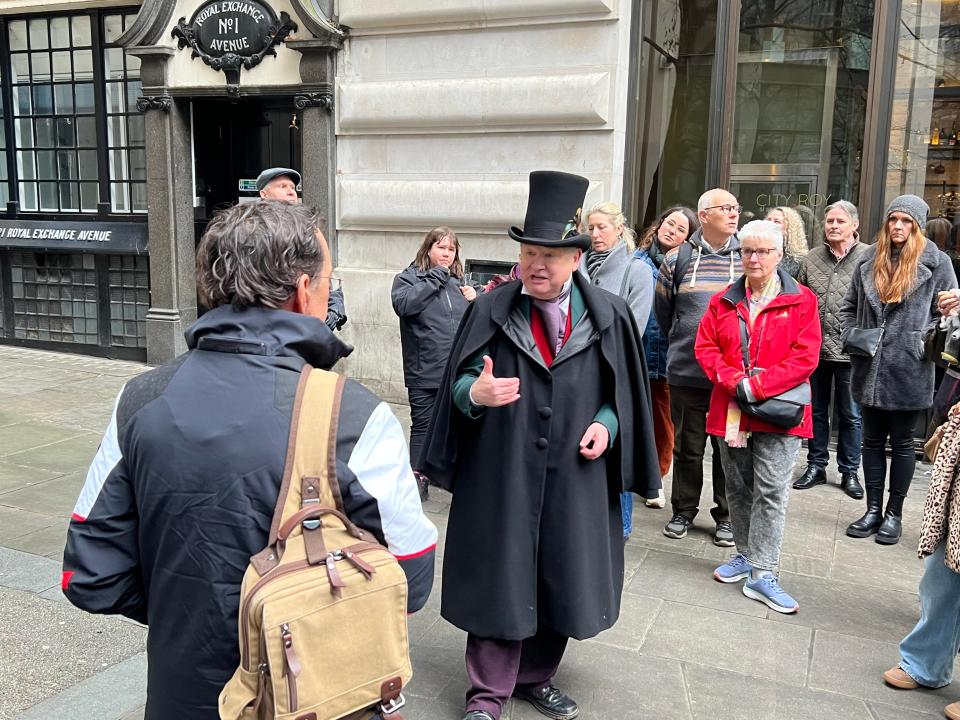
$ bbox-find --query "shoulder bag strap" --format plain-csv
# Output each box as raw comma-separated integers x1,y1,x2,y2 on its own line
618,255,635,297
738,312,751,372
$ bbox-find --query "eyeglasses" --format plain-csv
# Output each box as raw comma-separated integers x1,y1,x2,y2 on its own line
322,276,342,292
741,248,779,259
705,204,742,214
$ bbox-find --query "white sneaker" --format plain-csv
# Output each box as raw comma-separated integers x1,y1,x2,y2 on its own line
645,489,666,508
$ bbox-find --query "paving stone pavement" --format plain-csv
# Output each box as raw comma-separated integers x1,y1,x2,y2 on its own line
0,345,957,719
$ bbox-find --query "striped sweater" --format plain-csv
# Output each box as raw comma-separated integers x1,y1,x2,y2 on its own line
653,230,743,389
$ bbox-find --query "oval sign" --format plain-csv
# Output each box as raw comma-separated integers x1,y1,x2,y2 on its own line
189,0,277,57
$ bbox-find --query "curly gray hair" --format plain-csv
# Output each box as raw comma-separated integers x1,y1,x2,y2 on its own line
196,200,326,310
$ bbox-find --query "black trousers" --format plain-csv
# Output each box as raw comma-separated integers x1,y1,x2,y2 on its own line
669,384,728,522
407,387,438,470
861,407,923,500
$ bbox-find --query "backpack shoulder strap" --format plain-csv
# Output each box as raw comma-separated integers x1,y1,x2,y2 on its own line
252,366,349,574
672,241,693,295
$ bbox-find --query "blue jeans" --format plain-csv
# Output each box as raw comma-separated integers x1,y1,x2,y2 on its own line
899,543,960,687
621,492,633,538
807,360,861,473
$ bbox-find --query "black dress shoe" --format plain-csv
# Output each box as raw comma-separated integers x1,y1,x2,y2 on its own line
793,465,826,490
513,684,579,720
463,712,495,720
840,472,864,500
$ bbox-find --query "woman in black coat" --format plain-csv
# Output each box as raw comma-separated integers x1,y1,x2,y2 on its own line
392,227,476,499
840,195,957,545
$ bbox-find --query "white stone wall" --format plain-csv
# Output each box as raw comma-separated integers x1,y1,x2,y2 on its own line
334,0,633,402
0,0,138,13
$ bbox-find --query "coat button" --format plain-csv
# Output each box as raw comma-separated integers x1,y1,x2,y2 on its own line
539,406,552,419
536,437,549,449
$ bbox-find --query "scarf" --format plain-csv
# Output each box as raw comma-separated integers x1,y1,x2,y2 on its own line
725,273,782,448
532,281,572,356
586,249,612,282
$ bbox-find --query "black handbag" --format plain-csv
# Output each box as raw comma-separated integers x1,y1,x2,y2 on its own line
843,321,886,358
736,315,810,428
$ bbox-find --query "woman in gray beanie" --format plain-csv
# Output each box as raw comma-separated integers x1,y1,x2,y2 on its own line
840,194,957,545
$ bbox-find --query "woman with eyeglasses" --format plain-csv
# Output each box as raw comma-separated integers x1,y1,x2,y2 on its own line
840,195,957,545
392,226,477,501
695,219,821,614
634,206,701,509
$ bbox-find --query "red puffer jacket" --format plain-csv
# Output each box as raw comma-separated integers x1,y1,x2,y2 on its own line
695,270,822,438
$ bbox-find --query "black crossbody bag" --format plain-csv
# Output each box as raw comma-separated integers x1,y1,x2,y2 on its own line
736,315,810,428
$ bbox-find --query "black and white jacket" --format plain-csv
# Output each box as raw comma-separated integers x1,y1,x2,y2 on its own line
62,305,437,720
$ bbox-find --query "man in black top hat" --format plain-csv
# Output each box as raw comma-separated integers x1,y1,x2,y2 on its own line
256,167,347,331
420,171,660,720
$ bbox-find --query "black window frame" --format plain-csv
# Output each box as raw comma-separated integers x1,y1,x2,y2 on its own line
0,7,146,223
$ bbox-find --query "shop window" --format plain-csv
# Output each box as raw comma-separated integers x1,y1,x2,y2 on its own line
107,253,148,348
103,11,145,214
887,2,960,240
8,15,98,213
5,9,144,216
10,250,99,344
730,1,874,238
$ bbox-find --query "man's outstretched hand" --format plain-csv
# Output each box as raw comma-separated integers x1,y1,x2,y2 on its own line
469,355,520,407
579,422,609,460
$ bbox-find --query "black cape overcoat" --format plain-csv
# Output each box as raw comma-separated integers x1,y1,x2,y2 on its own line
419,273,660,640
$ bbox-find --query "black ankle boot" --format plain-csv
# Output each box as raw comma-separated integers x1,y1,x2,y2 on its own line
876,493,905,545
876,513,902,545
846,484,883,538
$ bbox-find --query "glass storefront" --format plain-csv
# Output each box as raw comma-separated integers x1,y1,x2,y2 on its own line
0,8,148,359
630,0,953,245
886,1,960,241
731,1,873,243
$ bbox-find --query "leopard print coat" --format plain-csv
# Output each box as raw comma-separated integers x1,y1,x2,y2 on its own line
919,402,960,572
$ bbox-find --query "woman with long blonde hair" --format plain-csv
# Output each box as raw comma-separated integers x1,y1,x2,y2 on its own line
766,206,808,278
840,195,957,545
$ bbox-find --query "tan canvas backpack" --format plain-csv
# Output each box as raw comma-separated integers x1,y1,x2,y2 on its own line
219,366,412,720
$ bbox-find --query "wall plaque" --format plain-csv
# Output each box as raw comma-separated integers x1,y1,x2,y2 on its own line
173,1,297,91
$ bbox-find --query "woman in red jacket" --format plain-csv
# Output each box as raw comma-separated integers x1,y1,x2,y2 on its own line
695,219,821,614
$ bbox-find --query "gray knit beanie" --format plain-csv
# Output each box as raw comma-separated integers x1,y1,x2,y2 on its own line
885,194,928,228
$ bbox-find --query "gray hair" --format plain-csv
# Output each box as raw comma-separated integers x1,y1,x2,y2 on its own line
738,219,783,250
196,200,326,310
824,200,859,224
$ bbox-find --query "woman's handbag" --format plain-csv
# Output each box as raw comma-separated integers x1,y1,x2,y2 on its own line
843,320,886,358
736,315,810,428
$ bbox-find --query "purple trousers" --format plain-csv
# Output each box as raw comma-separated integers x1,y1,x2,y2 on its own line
464,627,568,719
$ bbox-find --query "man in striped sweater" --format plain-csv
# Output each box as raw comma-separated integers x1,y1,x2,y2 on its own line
653,189,743,545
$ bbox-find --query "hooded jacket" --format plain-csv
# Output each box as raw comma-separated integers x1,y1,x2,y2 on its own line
62,305,438,720
654,230,743,389
695,269,822,438
840,239,957,410
392,264,470,388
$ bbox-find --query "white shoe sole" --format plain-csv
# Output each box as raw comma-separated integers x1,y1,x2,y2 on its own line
645,498,666,508
713,569,750,583
743,583,798,614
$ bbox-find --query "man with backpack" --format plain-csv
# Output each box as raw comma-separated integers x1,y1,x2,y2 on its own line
62,201,437,719
653,188,743,546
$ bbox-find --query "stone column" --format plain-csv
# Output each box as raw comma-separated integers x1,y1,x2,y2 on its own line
288,36,342,260
128,46,197,365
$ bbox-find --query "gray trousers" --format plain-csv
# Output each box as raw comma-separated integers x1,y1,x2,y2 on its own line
717,433,801,572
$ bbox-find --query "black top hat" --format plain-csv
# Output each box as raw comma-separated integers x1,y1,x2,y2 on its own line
508,171,591,250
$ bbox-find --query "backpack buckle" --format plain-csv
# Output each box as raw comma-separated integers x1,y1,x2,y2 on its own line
379,693,406,715
301,497,321,530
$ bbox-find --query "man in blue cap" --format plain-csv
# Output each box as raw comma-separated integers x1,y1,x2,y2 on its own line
256,167,347,331
421,171,660,720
